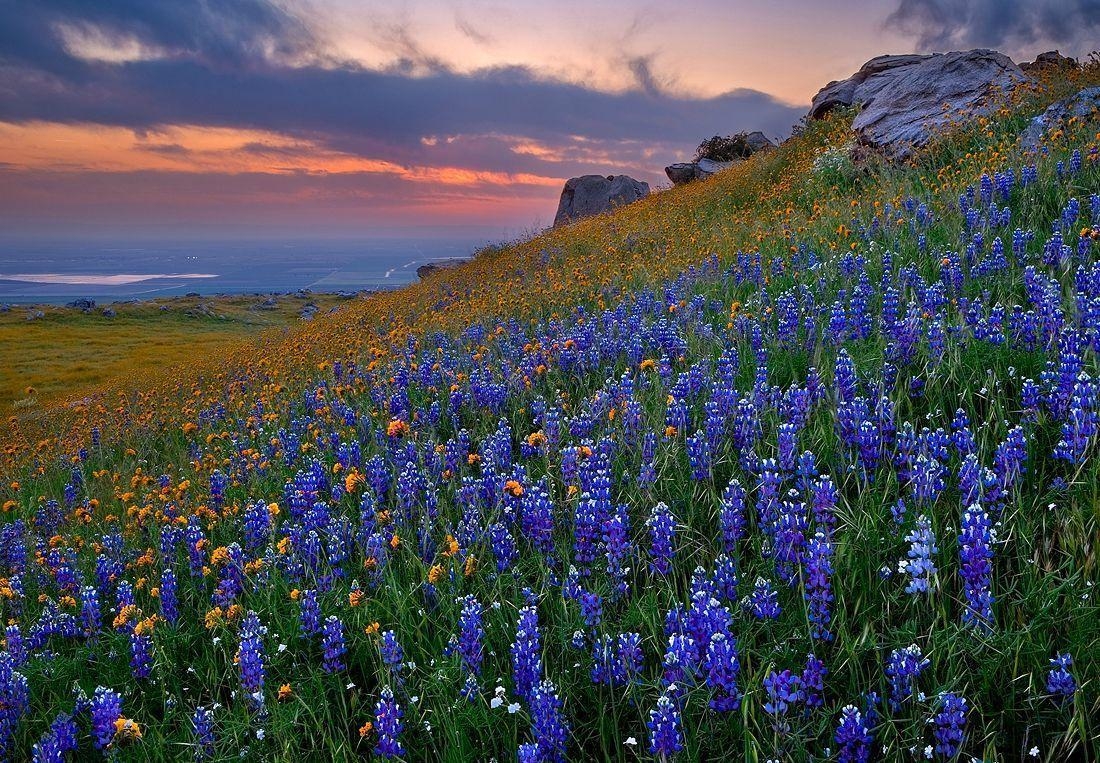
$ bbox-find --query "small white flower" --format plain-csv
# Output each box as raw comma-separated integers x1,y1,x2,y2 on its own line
1029,747,1040,757
212,637,221,645
507,703,520,714
411,696,420,704
924,745,934,759
490,697,503,709
256,729,265,740
346,682,356,690
278,643,288,653
624,737,637,747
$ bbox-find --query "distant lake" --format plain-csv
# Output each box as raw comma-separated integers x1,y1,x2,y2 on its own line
0,237,483,304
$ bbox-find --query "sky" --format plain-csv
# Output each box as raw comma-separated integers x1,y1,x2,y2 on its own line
1,0,1097,240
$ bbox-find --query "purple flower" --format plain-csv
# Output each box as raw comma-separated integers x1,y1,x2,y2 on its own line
719,478,747,553
1046,652,1076,702
0,653,30,755
299,589,320,637
959,503,994,631
933,692,967,758
801,653,827,709
130,628,153,680
763,669,802,732
380,629,404,679
457,594,484,680
512,606,542,702
90,686,122,750
648,691,684,757
901,515,938,595
192,706,215,761
705,632,741,711
238,611,267,711
374,687,405,758
803,531,833,641
529,679,568,763
834,705,873,763
744,577,781,620
321,615,346,673
885,644,929,710
648,502,677,575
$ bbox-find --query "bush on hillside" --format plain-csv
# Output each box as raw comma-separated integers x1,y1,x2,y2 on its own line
693,132,756,162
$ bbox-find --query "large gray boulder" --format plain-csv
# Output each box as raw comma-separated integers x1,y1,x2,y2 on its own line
553,174,649,226
809,50,1029,158
1021,86,1100,152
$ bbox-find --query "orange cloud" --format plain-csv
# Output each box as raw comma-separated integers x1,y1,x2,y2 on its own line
0,122,560,188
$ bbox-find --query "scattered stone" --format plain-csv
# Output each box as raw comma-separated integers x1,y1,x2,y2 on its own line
553,174,649,226
253,297,279,311
101,308,116,318
1020,86,1100,152
26,310,44,321
66,298,96,311
184,292,200,297
809,49,1028,159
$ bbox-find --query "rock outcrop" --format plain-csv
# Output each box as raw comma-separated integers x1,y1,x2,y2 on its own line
809,49,1028,159
1020,50,1077,74
553,175,649,226
417,259,466,280
1021,86,1100,151
665,132,776,186
66,298,95,311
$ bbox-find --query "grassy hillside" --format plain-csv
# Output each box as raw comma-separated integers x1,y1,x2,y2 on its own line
1,65,1098,761
0,292,362,420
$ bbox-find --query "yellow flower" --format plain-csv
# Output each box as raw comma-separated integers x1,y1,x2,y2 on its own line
278,683,293,701
113,717,142,743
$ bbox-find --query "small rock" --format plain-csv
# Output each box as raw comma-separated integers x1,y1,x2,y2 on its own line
27,310,44,321
66,298,96,311
101,308,116,318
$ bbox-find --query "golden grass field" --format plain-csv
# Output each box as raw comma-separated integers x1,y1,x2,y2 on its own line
0,292,365,411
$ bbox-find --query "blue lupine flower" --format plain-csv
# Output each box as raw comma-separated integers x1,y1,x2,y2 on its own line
299,589,321,637
763,669,802,732
529,679,568,763
744,577,781,620
705,631,741,711
885,644,929,710
31,713,78,763
648,691,684,757
130,628,153,679
1046,652,1076,702
374,687,405,758
0,653,30,755
380,629,404,679
801,653,827,709
512,606,543,702
457,594,484,679
834,705,873,763
90,686,122,750
238,611,267,711
958,503,994,631
648,502,677,575
192,706,215,761
321,615,346,673
803,531,833,641
933,692,967,758
901,515,938,595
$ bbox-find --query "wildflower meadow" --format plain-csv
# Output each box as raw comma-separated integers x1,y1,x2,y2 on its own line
1,65,1099,761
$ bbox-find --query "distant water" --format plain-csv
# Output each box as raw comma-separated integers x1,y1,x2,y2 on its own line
0,238,482,304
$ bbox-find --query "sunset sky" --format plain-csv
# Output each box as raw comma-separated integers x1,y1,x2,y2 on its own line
1,0,1097,239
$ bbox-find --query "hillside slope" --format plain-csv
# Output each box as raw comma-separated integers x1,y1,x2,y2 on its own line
1,65,1099,760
